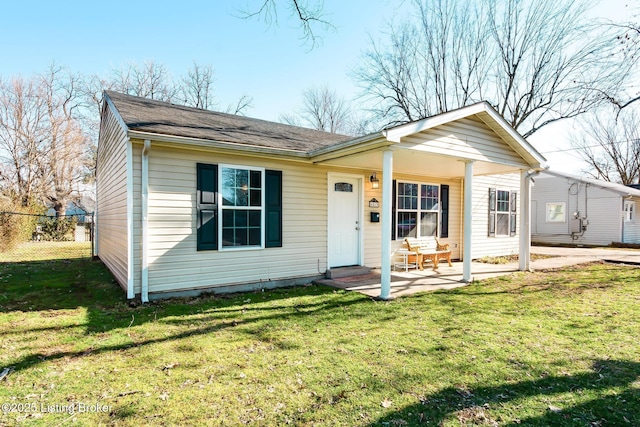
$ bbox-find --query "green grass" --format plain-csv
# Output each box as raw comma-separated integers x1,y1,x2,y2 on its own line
0,241,92,263
0,256,638,426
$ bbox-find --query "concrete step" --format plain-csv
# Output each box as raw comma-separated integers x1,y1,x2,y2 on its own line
326,266,371,279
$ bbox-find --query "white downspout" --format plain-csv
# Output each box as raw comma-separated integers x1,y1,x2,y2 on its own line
141,139,151,303
126,139,135,299
379,149,394,300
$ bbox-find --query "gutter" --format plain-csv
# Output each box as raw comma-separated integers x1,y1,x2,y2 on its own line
141,139,151,303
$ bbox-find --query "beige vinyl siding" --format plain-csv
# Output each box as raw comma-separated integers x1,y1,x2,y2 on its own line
400,117,529,167
144,145,331,294
96,106,129,289
531,175,623,246
363,176,382,267
470,173,520,259
362,174,462,267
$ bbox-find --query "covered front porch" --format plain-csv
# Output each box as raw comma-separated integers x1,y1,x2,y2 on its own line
316,260,522,298
311,102,547,299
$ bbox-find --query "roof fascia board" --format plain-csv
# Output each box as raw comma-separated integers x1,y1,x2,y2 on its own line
104,92,129,134
308,131,386,157
383,103,488,142
479,106,548,167
309,136,393,163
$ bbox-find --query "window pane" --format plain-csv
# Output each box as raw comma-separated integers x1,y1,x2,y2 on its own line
235,228,248,246
496,213,509,235
222,168,236,205
398,183,418,210
222,208,262,247
421,185,439,211
235,210,247,227
249,210,261,226
250,189,261,207
420,212,438,236
222,167,250,206
397,212,417,238
497,190,510,212
335,182,353,192
547,203,566,222
222,228,234,246
250,170,261,189
222,209,234,225
249,227,261,245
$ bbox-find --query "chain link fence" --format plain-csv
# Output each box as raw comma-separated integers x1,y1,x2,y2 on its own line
0,212,94,262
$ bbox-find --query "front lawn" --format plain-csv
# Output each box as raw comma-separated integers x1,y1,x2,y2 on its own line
0,258,638,426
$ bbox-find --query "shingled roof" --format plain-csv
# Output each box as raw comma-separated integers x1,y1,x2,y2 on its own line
105,91,353,153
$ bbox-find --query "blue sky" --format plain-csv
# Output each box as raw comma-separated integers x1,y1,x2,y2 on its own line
0,0,403,120
0,0,635,173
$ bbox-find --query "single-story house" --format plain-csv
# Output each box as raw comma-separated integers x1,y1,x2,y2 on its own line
531,170,640,246
96,91,547,301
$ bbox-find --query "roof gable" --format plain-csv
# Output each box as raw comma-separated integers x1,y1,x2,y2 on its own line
104,91,351,153
382,102,547,169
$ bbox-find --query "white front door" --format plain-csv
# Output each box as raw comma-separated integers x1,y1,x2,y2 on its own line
328,174,362,267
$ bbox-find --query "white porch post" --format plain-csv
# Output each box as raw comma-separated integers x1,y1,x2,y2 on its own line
518,170,531,271
380,149,394,300
463,161,474,282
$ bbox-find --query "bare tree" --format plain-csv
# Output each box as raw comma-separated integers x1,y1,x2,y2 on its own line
180,62,215,109
281,86,350,133
601,19,640,112
355,0,634,138
39,65,88,216
0,77,48,207
239,0,333,48
0,67,89,213
225,94,254,116
572,107,640,185
111,60,178,102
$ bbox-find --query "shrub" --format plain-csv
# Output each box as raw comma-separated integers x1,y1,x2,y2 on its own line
39,216,77,241
0,200,38,252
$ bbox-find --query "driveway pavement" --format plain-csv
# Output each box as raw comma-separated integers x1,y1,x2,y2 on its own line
531,246,640,266
316,246,640,299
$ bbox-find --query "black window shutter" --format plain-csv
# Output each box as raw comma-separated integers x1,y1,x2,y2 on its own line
265,169,283,248
510,191,517,237
391,179,397,240
488,187,496,237
197,163,218,251
440,184,449,238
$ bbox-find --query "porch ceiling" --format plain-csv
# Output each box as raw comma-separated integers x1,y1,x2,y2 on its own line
316,148,525,178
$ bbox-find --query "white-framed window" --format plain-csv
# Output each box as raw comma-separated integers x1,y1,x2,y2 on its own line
396,182,440,239
220,165,264,249
624,201,635,223
489,188,517,237
546,202,566,223
197,163,282,251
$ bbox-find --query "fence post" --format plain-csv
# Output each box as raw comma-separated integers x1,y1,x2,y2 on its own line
90,212,95,258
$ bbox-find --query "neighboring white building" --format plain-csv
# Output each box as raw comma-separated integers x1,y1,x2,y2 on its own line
531,170,640,246
96,91,546,301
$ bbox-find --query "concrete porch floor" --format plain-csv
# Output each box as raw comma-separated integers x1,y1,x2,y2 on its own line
315,246,640,298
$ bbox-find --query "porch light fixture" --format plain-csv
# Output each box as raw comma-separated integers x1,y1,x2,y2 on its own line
370,172,380,189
